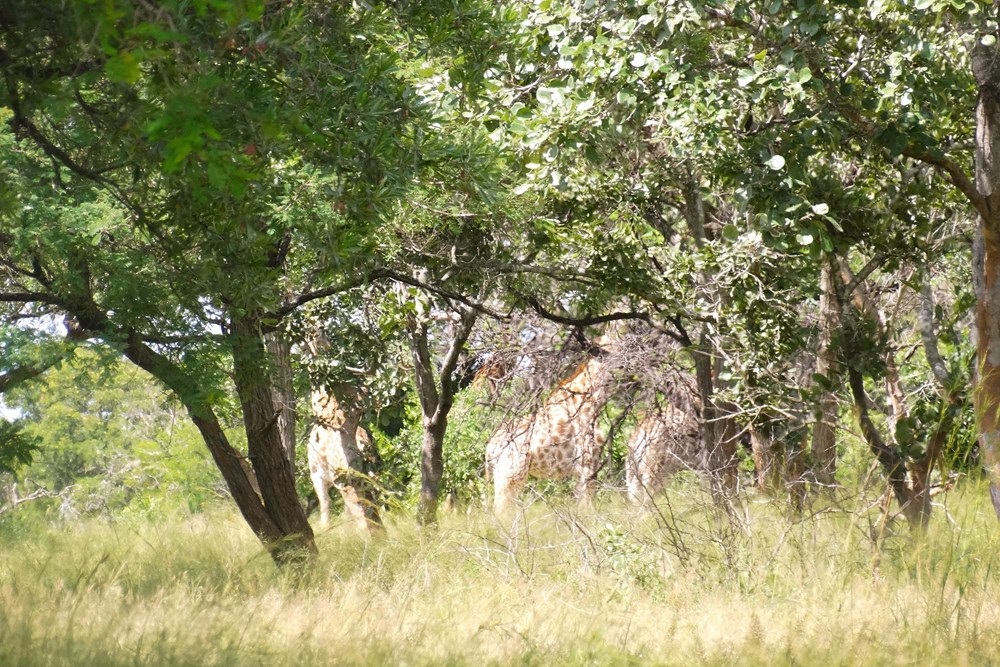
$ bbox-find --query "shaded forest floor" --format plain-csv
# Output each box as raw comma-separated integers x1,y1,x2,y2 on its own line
3,479,1000,666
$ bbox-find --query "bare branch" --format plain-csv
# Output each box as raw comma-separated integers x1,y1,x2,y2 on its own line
842,253,886,299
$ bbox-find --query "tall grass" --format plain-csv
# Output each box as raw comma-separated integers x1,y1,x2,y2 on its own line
3,479,1000,666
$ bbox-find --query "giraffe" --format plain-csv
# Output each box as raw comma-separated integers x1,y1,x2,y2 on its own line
625,401,701,505
485,354,611,511
308,387,382,530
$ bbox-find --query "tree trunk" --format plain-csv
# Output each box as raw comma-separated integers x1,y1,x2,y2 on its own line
266,331,297,467
121,332,315,563
681,166,739,498
975,221,1000,516
811,257,840,487
231,314,317,564
970,38,1000,518
407,301,476,526
57,290,315,564
418,418,447,525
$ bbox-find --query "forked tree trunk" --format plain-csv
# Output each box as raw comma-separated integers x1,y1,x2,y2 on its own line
830,263,920,524
231,313,317,563
408,301,476,526
60,290,315,565
123,329,315,564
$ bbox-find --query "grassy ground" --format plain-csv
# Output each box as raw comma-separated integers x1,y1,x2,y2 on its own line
3,479,1000,666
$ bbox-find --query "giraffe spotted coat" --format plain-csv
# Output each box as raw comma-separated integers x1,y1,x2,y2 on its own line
625,402,701,505
308,389,377,528
485,357,609,511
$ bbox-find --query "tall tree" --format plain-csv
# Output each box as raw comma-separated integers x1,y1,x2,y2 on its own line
0,0,505,561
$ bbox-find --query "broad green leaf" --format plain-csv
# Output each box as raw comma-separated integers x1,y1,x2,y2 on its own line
877,125,909,156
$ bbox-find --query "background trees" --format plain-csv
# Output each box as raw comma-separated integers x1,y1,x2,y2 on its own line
0,0,994,557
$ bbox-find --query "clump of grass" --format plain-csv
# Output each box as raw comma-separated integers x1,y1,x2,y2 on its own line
3,480,1000,665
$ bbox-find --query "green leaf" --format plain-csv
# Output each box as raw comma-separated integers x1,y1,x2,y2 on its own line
616,90,637,106
877,125,909,156
536,86,565,107
722,224,740,242
765,154,786,170
105,51,141,84
799,22,820,36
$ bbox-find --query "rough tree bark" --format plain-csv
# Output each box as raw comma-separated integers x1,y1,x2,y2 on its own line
230,313,317,562
126,332,315,563
970,37,1000,517
266,331,297,467
811,256,841,488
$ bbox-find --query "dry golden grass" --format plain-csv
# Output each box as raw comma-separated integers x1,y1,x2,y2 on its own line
3,480,1000,666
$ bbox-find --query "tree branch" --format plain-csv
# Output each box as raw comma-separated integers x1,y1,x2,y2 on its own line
271,267,508,322
520,293,649,328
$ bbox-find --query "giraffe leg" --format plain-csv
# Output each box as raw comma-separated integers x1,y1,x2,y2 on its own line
312,471,331,527
494,472,526,513
491,449,528,513
574,436,601,505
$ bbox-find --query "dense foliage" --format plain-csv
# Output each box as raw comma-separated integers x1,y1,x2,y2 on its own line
1,0,998,555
